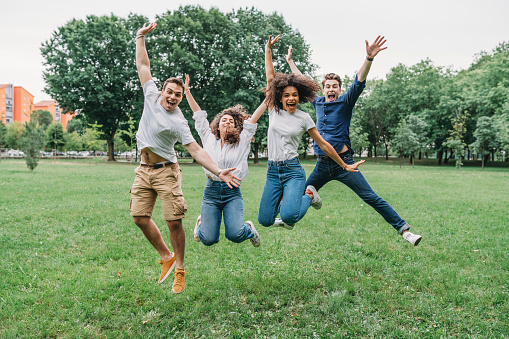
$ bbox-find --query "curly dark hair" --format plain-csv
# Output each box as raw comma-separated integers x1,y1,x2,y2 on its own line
266,73,319,113
209,105,251,145
322,73,342,88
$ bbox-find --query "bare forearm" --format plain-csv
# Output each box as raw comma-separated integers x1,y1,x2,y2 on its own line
287,59,302,75
186,143,220,174
319,142,347,169
185,90,201,112
136,37,150,70
265,48,275,87
357,59,372,82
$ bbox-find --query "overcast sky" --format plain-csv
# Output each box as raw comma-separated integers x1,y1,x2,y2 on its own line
2,0,508,103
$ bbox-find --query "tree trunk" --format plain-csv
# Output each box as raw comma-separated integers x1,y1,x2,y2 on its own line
253,143,259,164
444,149,449,164
418,150,422,160
482,147,485,170
374,144,378,163
437,149,443,166
107,137,115,161
385,143,389,160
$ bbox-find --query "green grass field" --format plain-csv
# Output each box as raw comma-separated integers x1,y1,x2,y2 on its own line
0,158,508,338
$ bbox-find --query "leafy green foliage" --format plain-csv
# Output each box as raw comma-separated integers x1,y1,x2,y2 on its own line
4,121,25,149
470,116,498,170
41,14,147,160
0,122,6,148
445,110,469,170
30,110,54,129
19,123,46,171
46,123,65,151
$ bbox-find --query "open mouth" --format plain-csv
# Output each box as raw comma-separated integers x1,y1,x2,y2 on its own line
286,102,296,110
327,94,336,101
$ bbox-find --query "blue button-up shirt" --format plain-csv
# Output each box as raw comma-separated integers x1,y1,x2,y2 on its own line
312,75,366,155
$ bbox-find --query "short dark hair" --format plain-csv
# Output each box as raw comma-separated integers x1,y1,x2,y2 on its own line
266,73,319,113
162,77,184,92
209,105,250,145
322,73,342,89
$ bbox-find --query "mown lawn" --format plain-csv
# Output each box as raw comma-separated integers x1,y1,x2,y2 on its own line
0,158,508,338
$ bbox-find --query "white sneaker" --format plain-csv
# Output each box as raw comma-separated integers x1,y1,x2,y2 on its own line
246,221,260,247
402,231,422,246
272,217,294,230
306,185,322,209
194,215,201,242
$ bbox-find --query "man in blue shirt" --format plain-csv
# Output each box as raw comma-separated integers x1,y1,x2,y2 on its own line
286,36,422,246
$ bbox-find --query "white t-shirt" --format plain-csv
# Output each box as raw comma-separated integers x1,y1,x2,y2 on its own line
267,108,315,161
136,80,195,163
193,110,257,181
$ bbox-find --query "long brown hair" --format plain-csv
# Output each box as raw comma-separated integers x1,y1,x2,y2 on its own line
209,105,250,145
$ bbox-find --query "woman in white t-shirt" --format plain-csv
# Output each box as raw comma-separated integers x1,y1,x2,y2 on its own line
258,35,363,229
183,74,267,247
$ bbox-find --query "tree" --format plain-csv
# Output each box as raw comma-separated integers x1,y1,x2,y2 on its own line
5,121,25,150
46,123,66,152
150,6,315,162
0,122,6,148
470,116,498,170
41,14,147,161
495,111,509,159
391,118,420,168
444,109,469,171
30,110,54,129
64,131,84,151
66,117,86,135
20,123,46,172
117,116,137,163
83,122,106,153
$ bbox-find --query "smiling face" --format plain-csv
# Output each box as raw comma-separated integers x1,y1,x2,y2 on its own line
281,86,299,113
218,114,235,138
323,79,341,102
160,82,183,111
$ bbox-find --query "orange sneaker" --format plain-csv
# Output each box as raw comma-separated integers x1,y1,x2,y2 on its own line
172,268,186,294
158,255,176,284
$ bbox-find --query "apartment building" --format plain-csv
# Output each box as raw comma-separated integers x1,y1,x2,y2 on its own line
0,84,73,129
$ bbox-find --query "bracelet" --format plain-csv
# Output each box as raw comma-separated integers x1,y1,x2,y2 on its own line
136,34,145,40
184,89,190,94
216,169,222,177
366,56,374,61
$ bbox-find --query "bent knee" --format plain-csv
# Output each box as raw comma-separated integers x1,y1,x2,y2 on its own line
133,216,150,228
200,237,219,246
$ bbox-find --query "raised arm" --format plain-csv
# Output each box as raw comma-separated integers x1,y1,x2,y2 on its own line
136,23,157,88
247,99,268,125
183,74,201,113
265,35,280,111
308,127,365,172
286,45,302,76
357,35,387,82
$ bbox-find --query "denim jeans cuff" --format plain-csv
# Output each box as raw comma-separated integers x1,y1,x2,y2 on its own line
398,223,410,235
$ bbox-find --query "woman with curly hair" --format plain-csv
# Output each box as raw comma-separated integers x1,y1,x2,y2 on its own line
183,74,267,247
259,35,364,230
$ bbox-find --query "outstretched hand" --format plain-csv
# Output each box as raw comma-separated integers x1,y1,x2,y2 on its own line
365,35,387,59
137,23,157,37
184,73,190,93
286,45,293,63
344,160,365,173
266,34,281,51
218,168,241,188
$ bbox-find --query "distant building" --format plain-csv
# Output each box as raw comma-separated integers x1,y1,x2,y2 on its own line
0,84,73,129
33,100,74,130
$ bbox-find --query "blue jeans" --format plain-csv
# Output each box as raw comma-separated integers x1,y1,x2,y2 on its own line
258,158,312,226
197,179,255,246
305,154,409,234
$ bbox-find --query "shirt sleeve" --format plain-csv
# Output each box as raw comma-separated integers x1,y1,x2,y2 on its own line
303,112,316,131
143,80,160,101
192,110,213,141
345,75,366,108
177,121,196,146
239,119,257,145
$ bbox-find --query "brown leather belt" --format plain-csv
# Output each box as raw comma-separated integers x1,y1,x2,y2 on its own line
140,161,173,169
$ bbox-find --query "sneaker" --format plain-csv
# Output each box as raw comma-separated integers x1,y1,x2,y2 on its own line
158,255,176,284
305,185,322,209
402,231,422,246
172,267,186,294
194,215,201,242
272,217,294,230
246,221,261,247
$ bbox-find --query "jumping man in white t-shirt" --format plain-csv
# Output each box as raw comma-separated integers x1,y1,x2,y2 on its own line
130,23,240,294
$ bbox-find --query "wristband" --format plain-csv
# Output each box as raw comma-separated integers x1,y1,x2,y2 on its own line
216,169,222,177
136,34,145,40
366,56,374,61
184,89,190,94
